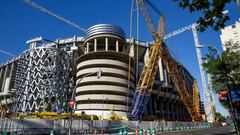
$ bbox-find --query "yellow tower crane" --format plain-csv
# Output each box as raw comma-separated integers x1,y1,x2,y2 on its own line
131,0,202,121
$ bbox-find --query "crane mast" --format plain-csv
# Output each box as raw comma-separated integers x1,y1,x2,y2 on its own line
131,0,202,121
131,0,164,117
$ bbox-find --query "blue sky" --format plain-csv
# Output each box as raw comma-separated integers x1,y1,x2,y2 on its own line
0,0,239,116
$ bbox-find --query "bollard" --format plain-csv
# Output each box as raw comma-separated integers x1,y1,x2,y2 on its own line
143,129,146,135
159,127,162,132
176,126,179,130
94,128,97,135
146,128,150,135
119,129,123,135
2,131,9,135
135,128,139,135
139,128,143,135
123,128,127,135
101,128,104,135
152,128,156,135
50,129,55,135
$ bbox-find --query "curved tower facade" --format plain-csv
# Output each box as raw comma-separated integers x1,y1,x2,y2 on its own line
75,24,135,118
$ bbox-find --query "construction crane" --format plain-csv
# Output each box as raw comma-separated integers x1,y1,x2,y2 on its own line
161,10,228,122
22,0,202,121
131,0,202,121
165,24,214,122
0,50,16,57
22,0,86,33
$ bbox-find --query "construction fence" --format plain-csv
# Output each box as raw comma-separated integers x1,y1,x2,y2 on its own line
0,119,212,134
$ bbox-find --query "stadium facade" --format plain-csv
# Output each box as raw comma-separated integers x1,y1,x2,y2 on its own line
0,24,204,121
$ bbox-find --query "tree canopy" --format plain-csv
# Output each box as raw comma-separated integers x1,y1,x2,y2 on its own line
215,112,226,122
203,41,240,92
174,0,234,31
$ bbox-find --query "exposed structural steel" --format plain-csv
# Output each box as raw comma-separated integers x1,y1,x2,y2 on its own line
131,0,163,117
13,47,71,113
131,0,202,121
0,57,20,117
163,11,229,122
193,80,202,118
22,0,86,33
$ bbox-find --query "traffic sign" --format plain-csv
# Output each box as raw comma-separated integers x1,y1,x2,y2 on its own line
69,99,75,106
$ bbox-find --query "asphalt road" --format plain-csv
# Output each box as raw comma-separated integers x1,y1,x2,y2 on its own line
157,126,236,135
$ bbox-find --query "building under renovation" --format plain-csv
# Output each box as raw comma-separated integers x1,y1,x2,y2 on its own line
0,24,204,121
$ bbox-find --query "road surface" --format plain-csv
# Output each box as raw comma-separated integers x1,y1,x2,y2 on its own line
157,126,236,135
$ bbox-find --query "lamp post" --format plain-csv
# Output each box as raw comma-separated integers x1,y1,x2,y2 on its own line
196,45,239,133
69,69,102,135
196,45,222,61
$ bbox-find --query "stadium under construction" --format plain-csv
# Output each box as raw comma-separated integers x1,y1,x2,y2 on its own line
0,24,205,122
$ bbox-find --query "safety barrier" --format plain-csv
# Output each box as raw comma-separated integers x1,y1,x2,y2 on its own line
118,121,212,135
0,119,212,134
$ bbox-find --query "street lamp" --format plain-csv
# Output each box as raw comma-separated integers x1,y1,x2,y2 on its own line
195,45,222,61
69,69,102,135
196,44,239,133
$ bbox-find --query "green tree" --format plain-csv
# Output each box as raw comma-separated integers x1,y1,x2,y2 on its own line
203,41,240,92
203,42,240,133
215,112,226,122
174,0,234,31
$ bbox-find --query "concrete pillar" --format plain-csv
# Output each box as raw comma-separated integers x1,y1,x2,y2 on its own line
7,63,14,91
73,36,77,47
144,42,149,65
94,39,97,52
169,102,172,121
169,101,172,121
116,40,119,52
86,42,89,53
153,96,157,116
158,58,164,81
129,39,134,57
163,68,168,85
105,37,108,51
1,66,8,91
171,102,175,120
179,104,182,121
160,100,164,119
0,68,3,91
176,103,179,121
166,101,169,120
181,105,184,121
148,97,153,116
183,106,186,121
